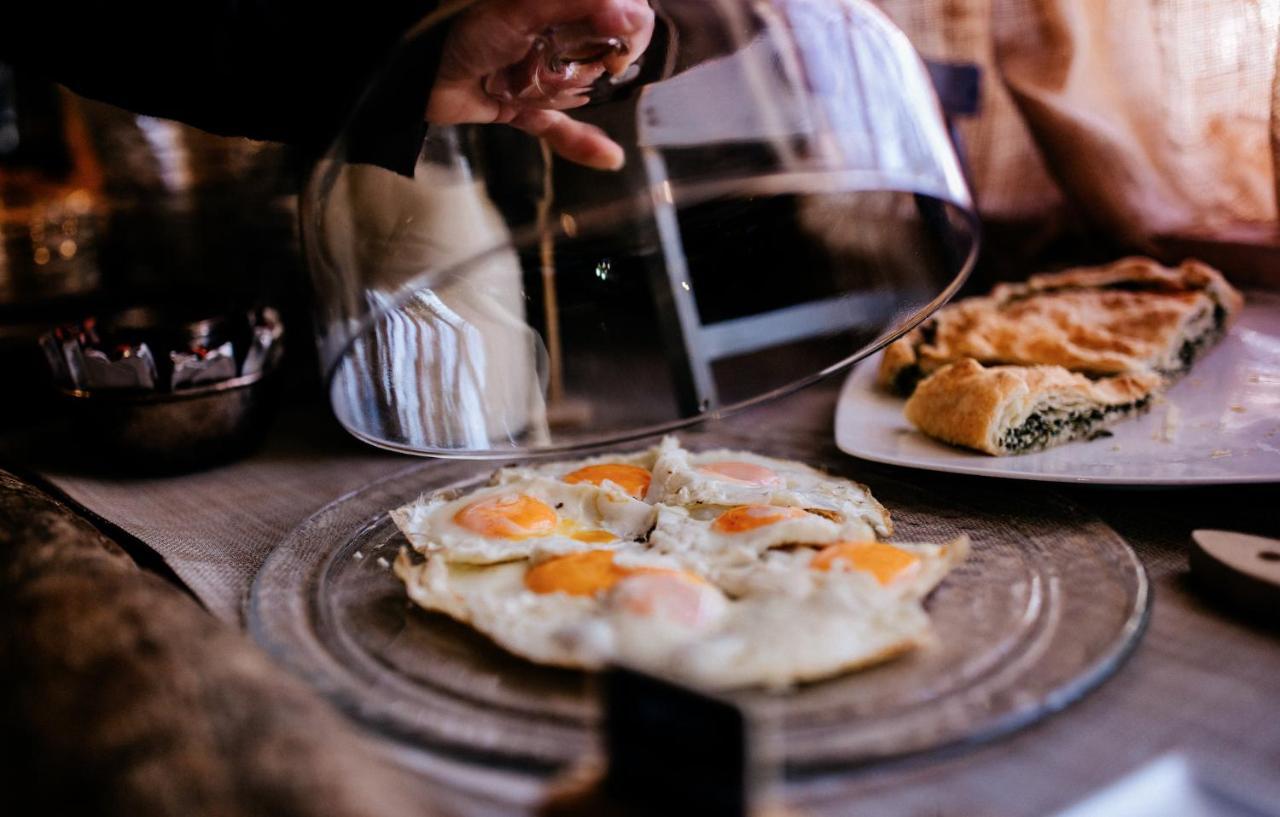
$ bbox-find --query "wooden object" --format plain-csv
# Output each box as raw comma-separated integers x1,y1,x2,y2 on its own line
1190,529,1280,625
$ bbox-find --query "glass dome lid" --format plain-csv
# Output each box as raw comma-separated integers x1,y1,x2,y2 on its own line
302,0,978,458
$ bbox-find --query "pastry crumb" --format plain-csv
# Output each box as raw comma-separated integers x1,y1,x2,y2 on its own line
1111,444,1122,452
1210,449,1232,459
1157,405,1180,443
1230,405,1246,413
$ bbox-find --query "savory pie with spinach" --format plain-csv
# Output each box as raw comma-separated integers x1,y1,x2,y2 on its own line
879,257,1243,396
903,359,1162,456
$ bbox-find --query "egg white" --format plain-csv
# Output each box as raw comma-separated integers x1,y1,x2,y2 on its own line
672,576,932,689
680,537,968,688
389,437,970,690
389,476,656,564
646,437,892,537
705,536,970,601
646,502,879,574
495,447,657,501
393,547,728,670
394,539,964,689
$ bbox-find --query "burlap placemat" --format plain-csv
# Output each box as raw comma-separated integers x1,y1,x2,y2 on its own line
0,404,418,623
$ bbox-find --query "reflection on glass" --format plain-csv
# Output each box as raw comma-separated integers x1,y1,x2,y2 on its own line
303,0,979,457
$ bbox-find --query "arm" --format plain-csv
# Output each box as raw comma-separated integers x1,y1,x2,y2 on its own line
1,0,437,153
1,0,654,169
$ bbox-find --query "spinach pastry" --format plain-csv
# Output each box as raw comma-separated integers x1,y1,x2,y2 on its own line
903,359,1162,456
879,257,1244,397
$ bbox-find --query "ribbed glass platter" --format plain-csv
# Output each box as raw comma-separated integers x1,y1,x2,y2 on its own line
247,428,1148,792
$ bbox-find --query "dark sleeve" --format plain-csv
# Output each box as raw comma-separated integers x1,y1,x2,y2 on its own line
0,0,441,157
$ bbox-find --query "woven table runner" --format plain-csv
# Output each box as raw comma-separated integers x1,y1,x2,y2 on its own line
1,403,418,622
4,382,1280,817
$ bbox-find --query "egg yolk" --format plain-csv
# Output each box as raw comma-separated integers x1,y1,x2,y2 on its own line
524,550,624,595
562,463,652,499
811,541,920,585
524,551,702,597
453,494,557,539
697,461,782,486
711,504,808,533
610,571,719,626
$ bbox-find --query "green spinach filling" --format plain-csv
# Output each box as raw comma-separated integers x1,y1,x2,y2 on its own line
1168,304,1227,376
892,364,923,397
1000,396,1152,453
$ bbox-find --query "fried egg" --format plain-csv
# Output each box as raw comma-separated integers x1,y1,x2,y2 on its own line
705,536,969,601
394,547,728,669
661,537,968,688
389,437,970,689
497,448,657,502
646,501,880,573
647,437,892,537
395,537,966,689
390,477,656,564
672,576,932,689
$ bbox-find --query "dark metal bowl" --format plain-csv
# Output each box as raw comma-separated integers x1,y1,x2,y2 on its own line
61,368,281,473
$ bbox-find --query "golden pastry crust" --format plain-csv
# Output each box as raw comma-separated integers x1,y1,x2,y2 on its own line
904,358,1162,455
878,257,1244,394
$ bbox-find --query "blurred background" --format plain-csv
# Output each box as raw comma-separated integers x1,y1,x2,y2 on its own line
3,0,1276,431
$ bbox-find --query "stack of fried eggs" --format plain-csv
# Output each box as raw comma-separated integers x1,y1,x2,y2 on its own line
392,437,967,690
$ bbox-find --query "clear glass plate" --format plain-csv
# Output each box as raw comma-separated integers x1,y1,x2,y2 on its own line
247,428,1149,784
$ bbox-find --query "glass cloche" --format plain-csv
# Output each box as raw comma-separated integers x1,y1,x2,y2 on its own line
302,0,978,457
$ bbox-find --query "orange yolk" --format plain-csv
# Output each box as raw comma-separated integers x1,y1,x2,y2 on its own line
570,528,616,544
562,463,652,499
524,551,702,597
524,550,624,596
711,504,808,533
697,461,782,486
610,571,716,625
453,494,557,539
811,541,920,585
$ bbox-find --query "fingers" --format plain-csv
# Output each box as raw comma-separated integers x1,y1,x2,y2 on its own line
602,2,654,76
442,0,653,80
499,0,653,40
510,109,626,171
513,0,654,76
426,0,652,169
427,82,497,125
433,5,534,81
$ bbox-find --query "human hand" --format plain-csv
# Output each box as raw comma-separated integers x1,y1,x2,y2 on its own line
426,0,654,170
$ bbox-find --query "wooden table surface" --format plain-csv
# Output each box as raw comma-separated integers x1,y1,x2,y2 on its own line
2,378,1278,817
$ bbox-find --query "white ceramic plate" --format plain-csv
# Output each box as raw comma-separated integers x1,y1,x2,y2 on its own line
835,292,1280,485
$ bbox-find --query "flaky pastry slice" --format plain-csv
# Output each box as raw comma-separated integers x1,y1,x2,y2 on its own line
879,257,1244,395
904,359,1162,456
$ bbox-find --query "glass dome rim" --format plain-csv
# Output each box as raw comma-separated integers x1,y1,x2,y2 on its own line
323,204,979,460
308,162,977,382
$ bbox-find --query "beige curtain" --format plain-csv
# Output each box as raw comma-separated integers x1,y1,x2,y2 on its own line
873,0,1280,280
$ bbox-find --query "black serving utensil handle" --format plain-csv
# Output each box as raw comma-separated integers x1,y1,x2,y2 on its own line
540,666,783,817
602,667,756,817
